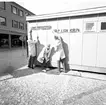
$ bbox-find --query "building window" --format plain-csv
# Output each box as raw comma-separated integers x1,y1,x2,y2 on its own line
101,22,106,30
25,12,28,16
0,34,9,48
86,23,94,31
0,2,5,10
25,12,30,16
19,10,24,16
0,16,6,26
11,35,22,48
19,22,24,30
12,20,18,28
11,6,17,14
84,22,96,32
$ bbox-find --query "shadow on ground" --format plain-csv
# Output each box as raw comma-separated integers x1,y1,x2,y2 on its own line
0,65,69,82
0,65,14,76
11,66,60,78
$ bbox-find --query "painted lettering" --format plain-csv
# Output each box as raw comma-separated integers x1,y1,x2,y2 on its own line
31,26,52,30
54,28,80,33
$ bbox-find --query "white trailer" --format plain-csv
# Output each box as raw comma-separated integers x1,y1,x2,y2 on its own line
26,6,106,73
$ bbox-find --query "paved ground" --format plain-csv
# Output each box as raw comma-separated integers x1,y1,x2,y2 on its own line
0,66,106,105
0,48,27,74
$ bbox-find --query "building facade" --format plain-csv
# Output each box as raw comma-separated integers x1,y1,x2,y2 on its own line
0,2,35,73
0,2,35,49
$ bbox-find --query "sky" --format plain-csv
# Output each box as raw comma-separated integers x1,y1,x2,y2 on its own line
3,0,106,15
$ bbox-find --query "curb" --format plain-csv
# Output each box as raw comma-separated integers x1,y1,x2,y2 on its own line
15,65,106,81
61,70,106,81
0,74,13,81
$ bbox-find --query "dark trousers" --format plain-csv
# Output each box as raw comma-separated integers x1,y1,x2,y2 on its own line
42,58,50,69
28,56,37,68
57,58,65,72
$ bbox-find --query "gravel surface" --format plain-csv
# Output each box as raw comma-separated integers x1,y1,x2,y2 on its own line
0,68,106,105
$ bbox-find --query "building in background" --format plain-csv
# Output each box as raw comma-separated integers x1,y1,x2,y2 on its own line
0,2,35,49
0,2,35,73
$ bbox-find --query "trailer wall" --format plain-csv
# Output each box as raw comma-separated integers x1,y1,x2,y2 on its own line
27,15,106,73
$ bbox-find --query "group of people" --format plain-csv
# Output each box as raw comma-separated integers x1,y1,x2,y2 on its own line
27,30,66,73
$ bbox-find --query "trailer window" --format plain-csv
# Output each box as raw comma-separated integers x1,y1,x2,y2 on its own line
101,22,106,30
86,23,94,30
85,22,95,31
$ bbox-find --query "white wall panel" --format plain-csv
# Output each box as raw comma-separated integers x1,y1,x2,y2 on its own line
36,22,47,55
82,17,98,67
96,34,106,67
96,16,106,67
32,26,38,40
57,19,70,66
36,22,47,46
69,18,83,65
82,33,97,66
46,20,58,65
46,20,58,46
27,22,38,40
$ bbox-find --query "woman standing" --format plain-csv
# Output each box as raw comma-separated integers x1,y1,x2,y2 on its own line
53,34,66,72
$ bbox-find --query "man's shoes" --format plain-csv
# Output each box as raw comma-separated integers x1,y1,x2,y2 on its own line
42,69,46,72
28,65,34,69
60,69,65,73
33,65,36,68
31,66,34,69
28,65,31,68
60,71,65,73
46,68,50,71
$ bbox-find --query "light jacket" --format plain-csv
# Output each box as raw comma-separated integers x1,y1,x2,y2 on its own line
27,40,37,56
53,36,65,61
37,46,52,63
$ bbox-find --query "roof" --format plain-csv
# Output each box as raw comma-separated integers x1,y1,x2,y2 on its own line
26,6,106,22
11,2,35,15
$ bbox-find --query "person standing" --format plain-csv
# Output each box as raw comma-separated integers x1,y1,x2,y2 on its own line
53,34,66,72
27,30,39,69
